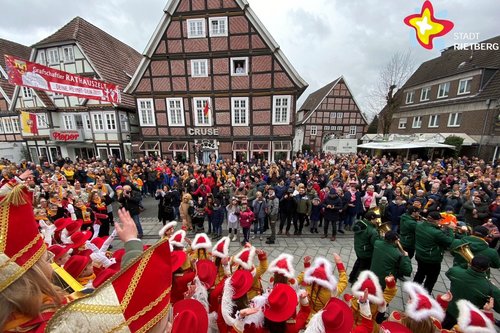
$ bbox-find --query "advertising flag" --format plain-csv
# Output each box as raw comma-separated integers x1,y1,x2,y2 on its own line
20,112,38,135
203,101,210,116
4,55,121,104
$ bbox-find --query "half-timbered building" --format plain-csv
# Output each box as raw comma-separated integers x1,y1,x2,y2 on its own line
126,0,308,163
12,17,142,163
295,76,367,153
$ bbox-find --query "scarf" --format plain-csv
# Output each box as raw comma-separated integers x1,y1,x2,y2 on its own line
77,273,96,287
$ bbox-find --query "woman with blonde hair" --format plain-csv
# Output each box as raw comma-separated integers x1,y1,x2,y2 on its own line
179,192,193,231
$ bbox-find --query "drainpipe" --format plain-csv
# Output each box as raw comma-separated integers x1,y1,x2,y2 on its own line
479,99,493,157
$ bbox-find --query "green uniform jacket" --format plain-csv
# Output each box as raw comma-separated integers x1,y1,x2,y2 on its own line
370,239,413,289
353,219,380,259
122,239,144,268
451,235,500,269
415,221,454,263
446,266,500,319
399,213,419,250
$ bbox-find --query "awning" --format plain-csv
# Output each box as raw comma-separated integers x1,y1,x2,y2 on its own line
251,141,270,151
357,141,455,150
273,141,291,151
232,141,249,151
139,141,159,151
168,141,188,151
439,133,477,146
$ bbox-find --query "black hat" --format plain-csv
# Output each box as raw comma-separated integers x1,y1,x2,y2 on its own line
428,211,442,221
473,226,489,238
384,231,399,242
471,255,490,271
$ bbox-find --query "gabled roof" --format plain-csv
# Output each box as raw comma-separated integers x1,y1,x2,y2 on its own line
0,39,32,105
125,0,308,94
33,17,142,108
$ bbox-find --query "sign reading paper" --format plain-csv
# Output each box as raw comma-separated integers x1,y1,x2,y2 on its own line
4,55,121,104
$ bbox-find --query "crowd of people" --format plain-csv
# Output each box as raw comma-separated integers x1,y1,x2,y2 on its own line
0,152,500,332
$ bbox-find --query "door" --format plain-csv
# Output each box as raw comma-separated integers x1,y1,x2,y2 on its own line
97,147,109,159
39,147,49,163
30,147,40,164
110,148,121,159
49,147,61,163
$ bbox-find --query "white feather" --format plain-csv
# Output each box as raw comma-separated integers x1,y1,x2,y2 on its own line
304,310,325,333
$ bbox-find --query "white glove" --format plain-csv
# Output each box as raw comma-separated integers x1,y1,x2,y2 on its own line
100,229,116,252
90,252,116,268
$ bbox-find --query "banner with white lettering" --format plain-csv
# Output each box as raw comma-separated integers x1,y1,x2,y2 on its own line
4,55,121,104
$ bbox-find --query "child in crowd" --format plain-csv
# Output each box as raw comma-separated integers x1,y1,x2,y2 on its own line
310,197,322,233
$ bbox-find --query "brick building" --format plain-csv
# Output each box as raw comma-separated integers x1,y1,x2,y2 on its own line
383,35,500,160
125,0,308,163
294,76,367,153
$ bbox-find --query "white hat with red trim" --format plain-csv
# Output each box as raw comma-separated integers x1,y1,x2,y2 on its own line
403,281,444,322
212,236,230,259
158,221,177,238
191,233,212,251
303,257,337,291
233,246,256,271
351,270,384,304
169,229,186,248
268,253,295,279
457,299,495,333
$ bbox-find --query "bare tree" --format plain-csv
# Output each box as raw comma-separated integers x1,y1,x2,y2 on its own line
366,50,415,134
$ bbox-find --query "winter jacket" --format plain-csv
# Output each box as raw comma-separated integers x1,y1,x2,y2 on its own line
322,195,343,221
446,266,500,319
310,204,322,222
370,239,412,289
414,221,454,263
462,200,490,227
274,184,288,199
279,195,297,216
118,190,142,216
252,198,268,219
295,194,312,215
399,213,419,250
386,201,407,226
267,197,279,217
451,235,500,269
353,219,380,259
239,208,254,228
211,206,225,225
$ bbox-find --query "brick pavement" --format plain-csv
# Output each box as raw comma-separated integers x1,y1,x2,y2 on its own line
111,215,500,322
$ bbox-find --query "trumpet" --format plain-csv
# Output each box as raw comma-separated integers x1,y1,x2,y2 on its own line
378,222,391,237
452,242,475,263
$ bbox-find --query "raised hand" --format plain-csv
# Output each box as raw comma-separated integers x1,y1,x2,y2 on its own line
333,253,342,264
115,208,138,243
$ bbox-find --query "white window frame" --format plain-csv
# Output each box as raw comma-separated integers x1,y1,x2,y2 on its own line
412,116,422,128
82,114,91,131
193,97,212,126
272,96,291,125
447,113,462,127
10,117,20,133
92,113,104,131
37,113,49,129
62,114,75,130
2,118,13,133
398,118,407,129
231,97,249,126
22,87,33,100
330,112,336,119
62,46,75,63
37,50,46,65
337,112,343,119
349,126,357,135
119,113,129,132
166,98,185,127
337,126,343,131
437,82,450,98
104,112,117,131
230,57,248,76
209,17,228,37
457,78,472,95
428,115,440,128
420,87,431,101
187,19,206,38
191,59,208,77
406,91,415,104
47,48,59,64
137,98,156,126
310,125,317,136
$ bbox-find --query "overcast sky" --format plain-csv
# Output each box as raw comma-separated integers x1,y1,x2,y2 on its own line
1,0,499,120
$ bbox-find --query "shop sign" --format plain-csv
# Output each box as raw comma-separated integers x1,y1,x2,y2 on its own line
50,129,84,142
187,128,219,136
323,139,357,154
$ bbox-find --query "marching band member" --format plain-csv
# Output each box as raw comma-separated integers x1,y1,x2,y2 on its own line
232,245,268,299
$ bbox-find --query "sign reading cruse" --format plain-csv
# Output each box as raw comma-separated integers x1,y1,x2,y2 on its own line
50,130,84,142
187,128,219,136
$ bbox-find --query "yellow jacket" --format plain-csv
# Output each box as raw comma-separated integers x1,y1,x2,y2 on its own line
247,253,268,299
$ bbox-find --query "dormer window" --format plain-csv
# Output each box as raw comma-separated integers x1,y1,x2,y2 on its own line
457,78,472,95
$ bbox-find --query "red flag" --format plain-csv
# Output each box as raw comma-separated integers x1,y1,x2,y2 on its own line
203,101,210,116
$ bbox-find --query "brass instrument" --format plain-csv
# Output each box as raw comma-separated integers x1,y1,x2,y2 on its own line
373,207,382,225
378,222,391,237
452,243,475,263
395,240,406,255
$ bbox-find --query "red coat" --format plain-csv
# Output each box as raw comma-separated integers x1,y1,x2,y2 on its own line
239,209,255,228
210,278,230,333
171,270,196,304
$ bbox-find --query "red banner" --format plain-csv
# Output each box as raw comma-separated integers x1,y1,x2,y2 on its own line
4,55,121,104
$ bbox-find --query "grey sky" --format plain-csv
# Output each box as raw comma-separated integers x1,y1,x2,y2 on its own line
1,0,499,120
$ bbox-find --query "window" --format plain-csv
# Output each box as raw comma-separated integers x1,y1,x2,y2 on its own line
330,113,336,119
47,48,59,64
412,116,422,128
2,118,13,133
11,117,20,133
458,78,472,95
428,115,440,128
406,91,415,104
22,87,33,99
231,97,249,126
337,112,343,119
231,57,248,76
398,118,407,129
166,98,185,126
349,126,357,135
191,59,208,77
137,98,155,126
119,113,129,132
37,51,46,65
105,113,116,131
437,82,450,98
62,114,75,130
62,46,74,62
310,126,317,136
74,114,83,129
209,17,228,37
82,114,91,131
420,87,431,101
0,120,3,133
92,114,104,131
187,19,206,38
336,126,343,131
272,96,291,124
193,98,212,126
448,113,462,127
37,114,49,128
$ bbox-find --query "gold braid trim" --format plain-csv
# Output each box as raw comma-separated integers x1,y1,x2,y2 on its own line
0,234,42,272
136,301,171,333
0,184,29,207
70,303,123,314
120,248,154,311
0,202,9,253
